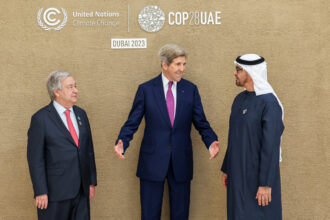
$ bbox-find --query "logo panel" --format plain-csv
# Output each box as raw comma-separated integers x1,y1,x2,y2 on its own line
37,8,67,31
138,5,165,33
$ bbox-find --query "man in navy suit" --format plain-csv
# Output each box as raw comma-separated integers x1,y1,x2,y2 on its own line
27,71,97,220
114,44,220,220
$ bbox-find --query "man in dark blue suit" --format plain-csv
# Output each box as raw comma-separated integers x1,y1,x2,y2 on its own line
27,71,97,220
114,44,220,220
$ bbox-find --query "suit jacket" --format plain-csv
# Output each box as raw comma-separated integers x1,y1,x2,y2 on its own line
117,74,217,182
27,102,97,202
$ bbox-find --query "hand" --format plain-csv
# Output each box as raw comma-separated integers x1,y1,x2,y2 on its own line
209,141,220,160
35,194,48,209
114,139,125,159
222,173,227,189
256,186,272,206
89,185,95,200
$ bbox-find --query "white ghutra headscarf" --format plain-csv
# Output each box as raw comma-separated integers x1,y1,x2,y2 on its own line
234,54,284,162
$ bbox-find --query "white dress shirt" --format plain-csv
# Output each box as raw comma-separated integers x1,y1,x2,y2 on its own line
161,73,177,118
53,101,80,138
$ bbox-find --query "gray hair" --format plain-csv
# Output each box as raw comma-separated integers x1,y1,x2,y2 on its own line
46,71,71,101
158,44,187,67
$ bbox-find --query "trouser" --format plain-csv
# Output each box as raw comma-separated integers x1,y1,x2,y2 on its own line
140,158,191,220
37,187,90,220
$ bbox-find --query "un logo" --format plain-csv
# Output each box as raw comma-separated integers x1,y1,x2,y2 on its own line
138,5,165,33
37,8,67,31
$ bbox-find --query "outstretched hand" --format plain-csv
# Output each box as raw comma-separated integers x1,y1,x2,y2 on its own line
114,139,125,159
209,141,220,160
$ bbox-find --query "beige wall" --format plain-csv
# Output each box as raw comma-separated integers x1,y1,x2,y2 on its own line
0,0,329,219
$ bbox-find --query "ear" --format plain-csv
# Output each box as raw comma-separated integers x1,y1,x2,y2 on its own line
161,61,168,71
53,89,60,98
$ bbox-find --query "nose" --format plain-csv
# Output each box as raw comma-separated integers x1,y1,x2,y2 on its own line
180,64,185,72
233,71,237,76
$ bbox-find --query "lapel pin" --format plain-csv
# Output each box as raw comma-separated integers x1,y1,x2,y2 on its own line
77,116,82,126
243,109,248,115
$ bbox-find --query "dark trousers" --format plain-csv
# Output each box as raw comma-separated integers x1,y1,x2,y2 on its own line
140,159,191,220
37,188,90,220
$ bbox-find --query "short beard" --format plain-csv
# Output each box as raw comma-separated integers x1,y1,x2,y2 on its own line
235,79,242,87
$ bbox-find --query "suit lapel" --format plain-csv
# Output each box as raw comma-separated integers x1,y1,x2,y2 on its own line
153,74,172,128
72,106,82,144
173,80,184,129
46,102,77,146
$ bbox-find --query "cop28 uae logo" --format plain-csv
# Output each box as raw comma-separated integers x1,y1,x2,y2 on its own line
37,8,67,31
138,5,165,33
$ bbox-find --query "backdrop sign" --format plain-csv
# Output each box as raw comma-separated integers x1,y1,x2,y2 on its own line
37,5,222,32
36,5,222,50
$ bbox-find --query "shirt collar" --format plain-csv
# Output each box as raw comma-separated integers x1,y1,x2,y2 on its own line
53,100,73,114
161,72,177,88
